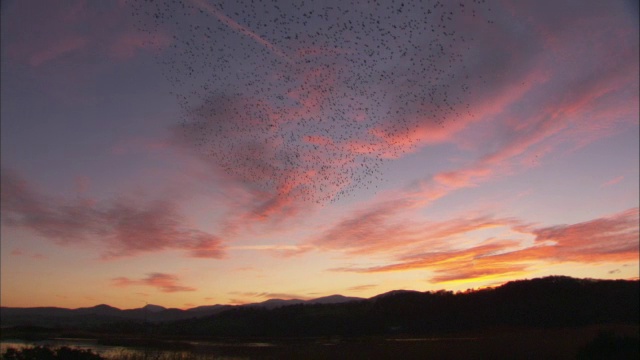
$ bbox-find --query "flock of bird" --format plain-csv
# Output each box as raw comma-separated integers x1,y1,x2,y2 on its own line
130,0,494,204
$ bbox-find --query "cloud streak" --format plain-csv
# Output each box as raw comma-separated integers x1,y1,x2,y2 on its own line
528,207,639,263
601,176,624,188
112,273,196,293
314,202,523,256
229,291,310,301
329,208,639,284
3,0,170,67
190,0,291,62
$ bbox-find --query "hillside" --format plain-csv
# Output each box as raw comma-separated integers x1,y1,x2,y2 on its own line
1,276,637,339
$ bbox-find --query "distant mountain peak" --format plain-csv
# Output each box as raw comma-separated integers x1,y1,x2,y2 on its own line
91,304,120,310
74,304,121,315
308,294,364,304
371,289,422,299
142,304,166,312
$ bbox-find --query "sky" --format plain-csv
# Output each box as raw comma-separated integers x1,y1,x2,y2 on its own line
1,0,638,310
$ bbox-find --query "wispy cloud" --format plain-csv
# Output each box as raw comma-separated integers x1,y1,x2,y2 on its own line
347,284,377,292
109,31,172,60
601,176,624,188
329,208,639,284
305,0,639,273
9,248,48,260
229,291,310,301
160,2,507,225
112,273,196,293
28,36,88,67
3,0,170,67
190,0,291,62
314,204,522,257
528,207,639,263
1,168,226,259
229,244,312,258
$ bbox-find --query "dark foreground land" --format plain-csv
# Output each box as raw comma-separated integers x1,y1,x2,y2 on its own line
2,276,639,359
2,325,639,359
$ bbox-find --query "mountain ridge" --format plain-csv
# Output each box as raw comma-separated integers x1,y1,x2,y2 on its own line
0,293,365,313
1,276,637,331
0,293,366,326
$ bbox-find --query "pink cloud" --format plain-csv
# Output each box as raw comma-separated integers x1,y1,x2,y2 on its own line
10,249,24,256
3,0,87,66
29,36,88,67
228,291,310,301
142,0,637,242
230,244,313,258
347,284,377,292
601,176,624,188
528,207,639,263
314,203,521,256
9,248,48,260
73,176,91,194
109,32,172,60
296,46,353,58
189,0,291,61
433,166,492,188
1,168,226,260
358,5,639,218
312,200,417,255
304,135,334,146
329,209,638,284
4,1,172,68
340,240,522,274
173,89,360,226
112,273,196,293
164,4,505,223
227,299,250,306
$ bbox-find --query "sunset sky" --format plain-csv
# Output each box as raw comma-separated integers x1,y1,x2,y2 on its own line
1,0,638,310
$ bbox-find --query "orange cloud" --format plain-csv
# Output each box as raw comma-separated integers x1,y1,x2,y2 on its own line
228,292,309,301
329,209,638,284
429,263,530,285
347,284,378,292
112,273,196,293
345,240,522,273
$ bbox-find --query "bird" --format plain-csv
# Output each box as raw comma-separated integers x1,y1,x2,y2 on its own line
129,0,495,205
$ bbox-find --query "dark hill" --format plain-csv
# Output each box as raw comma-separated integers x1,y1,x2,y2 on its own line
1,276,637,339
154,276,639,338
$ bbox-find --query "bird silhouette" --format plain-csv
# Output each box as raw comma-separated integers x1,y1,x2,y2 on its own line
130,0,494,204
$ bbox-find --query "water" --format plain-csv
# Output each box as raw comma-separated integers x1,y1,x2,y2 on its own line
0,338,275,359
1,339,148,358
0,337,479,360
